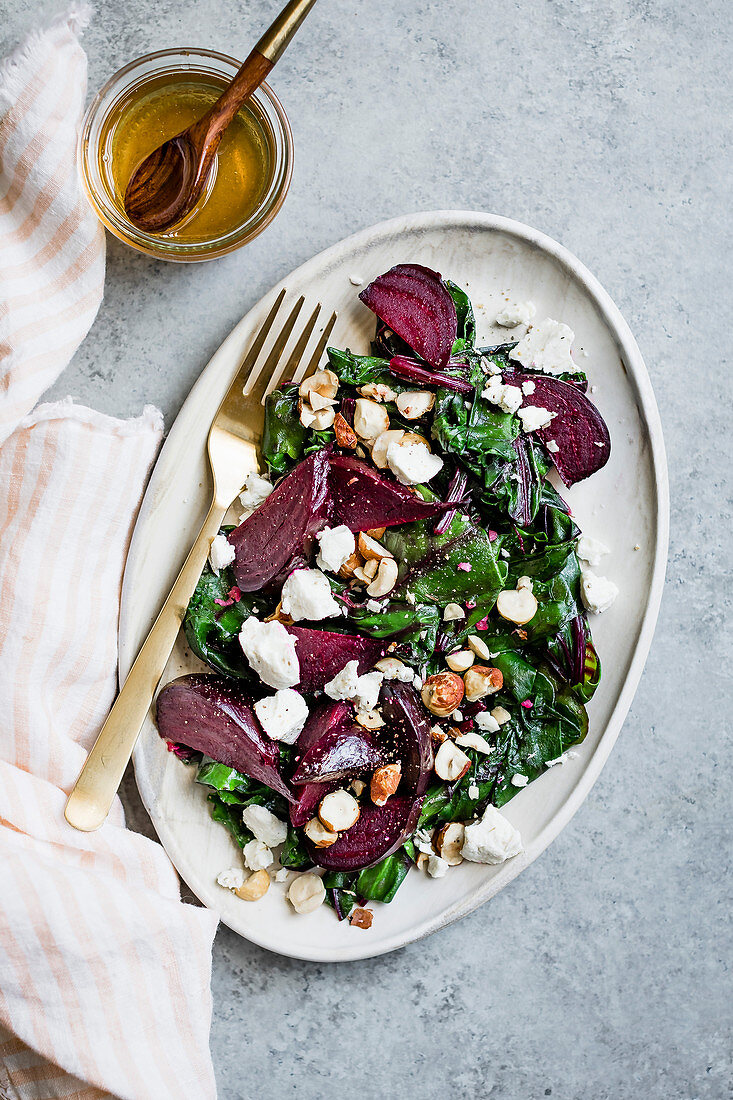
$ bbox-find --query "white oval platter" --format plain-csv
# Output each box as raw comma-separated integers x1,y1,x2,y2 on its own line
120,211,669,962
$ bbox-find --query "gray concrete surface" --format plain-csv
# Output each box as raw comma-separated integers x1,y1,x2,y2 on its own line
3,1,731,1097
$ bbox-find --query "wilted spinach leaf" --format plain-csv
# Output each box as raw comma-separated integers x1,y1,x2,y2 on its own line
184,563,261,678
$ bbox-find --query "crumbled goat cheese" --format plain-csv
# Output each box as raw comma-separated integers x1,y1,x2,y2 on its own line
239,472,273,519
316,525,356,573
475,711,500,733
239,616,299,689
518,406,556,433
427,854,449,878
324,660,383,711
209,534,235,576
274,867,290,883
546,439,560,453
380,661,414,683
511,774,529,788
243,839,273,871
479,354,502,376
414,828,435,855
461,805,523,865
386,440,443,486
546,750,579,768
280,568,341,621
353,670,383,711
576,534,610,567
468,783,480,799
481,375,523,414
510,317,575,375
217,867,245,891
366,598,385,612
349,273,364,286
254,688,309,744
455,732,493,754
495,299,536,328
242,805,288,847
580,570,619,614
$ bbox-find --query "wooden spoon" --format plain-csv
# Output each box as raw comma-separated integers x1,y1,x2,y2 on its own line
124,0,317,234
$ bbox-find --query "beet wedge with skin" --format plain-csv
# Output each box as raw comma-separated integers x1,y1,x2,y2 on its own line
329,454,447,532
156,674,294,802
380,681,434,797
290,722,387,786
228,448,331,592
359,264,457,370
289,700,349,826
310,795,424,871
507,371,611,487
286,625,385,692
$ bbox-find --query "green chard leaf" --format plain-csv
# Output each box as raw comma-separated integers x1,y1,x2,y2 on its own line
262,385,307,477
208,795,254,849
184,560,262,679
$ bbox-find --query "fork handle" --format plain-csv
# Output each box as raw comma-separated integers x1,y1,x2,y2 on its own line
65,497,227,832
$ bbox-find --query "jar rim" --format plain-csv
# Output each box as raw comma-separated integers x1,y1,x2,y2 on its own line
78,47,293,262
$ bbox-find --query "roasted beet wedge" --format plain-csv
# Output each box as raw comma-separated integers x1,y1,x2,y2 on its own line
380,681,433,796
156,674,294,801
228,449,331,591
288,700,350,826
507,371,611,486
359,264,457,370
290,778,337,828
310,796,424,871
286,625,385,692
291,723,387,785
330,455,447,531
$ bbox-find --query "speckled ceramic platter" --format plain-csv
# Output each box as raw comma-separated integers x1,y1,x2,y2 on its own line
120,211,669,962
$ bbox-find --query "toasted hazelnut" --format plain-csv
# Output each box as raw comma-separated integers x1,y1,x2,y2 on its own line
366,556,398,597
358,382,398,403
370,762,402,806
235,869,270,901
445,649,475,673
304,817,338,848
299,368,338,401
334,412,358,448
517,575,533,591
375,656,411,680
496,587,538,625
421,672,465,717
354,398,390,442
352,566,371,584
395,390,436,420
310,406,336,431
431,725,449,745
400,431,431,449
299,400,316,428
463,665,504,701
355,709,384,730
319,789,360,832
264,600,293,625
491,705,512,725
366,526,386,539
416,852,429,870
287,872,326,914
371,428,405,468
467,634,493,661
358,532,393,561
338,550,363,579
308,390,338,411
443,602,465,622
434,822,465,865
362,557,379,579
351,779,366,796
434,740,471,781
350,907,373,929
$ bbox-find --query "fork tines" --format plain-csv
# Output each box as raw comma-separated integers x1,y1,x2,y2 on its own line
242,289,338,404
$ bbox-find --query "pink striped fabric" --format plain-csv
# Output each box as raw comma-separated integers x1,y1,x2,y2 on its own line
0,12,219,1100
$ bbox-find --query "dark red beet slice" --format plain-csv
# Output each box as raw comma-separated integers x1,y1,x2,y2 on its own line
156,674,294,802
290,779,337,828
380,681,433,797
288,700,350,825
506,371,611,487
329,454,447,531
286,625,385,692
228,448,332,591
389,355,474,394
359,264,457,370
291,723,387,785
311,796,424,871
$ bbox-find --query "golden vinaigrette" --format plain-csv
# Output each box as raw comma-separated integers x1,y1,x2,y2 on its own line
100,74,271,241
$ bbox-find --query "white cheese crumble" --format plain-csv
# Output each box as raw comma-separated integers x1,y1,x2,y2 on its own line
280,568,341,621
468,783,480,799
495,299,536,328
576,534,610,567
239,616,299,689
254,688,308,744
521,380,536,396
209,533,235,576
546,750,579,768
511,774,529,788
243,839,273,871
274,867,290,883
518,406,556,433
316,525,356,573
414,828,435,855
324,660,383,711
455,732,493,754
475,711,500,733
461,805,523,865
509,317,575,376
239,472,273,520
546,439,560,454
386,439,443,486
481,375,523,414
242,804,288,847
427,854,449,878
580,569,619,614
217,867,245,891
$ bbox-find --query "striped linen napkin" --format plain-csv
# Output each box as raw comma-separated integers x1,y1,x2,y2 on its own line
0,10,219,1100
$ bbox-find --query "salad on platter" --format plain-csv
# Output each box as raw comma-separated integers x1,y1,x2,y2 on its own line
156,264,618,928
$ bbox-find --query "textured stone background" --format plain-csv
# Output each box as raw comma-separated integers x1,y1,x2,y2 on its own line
3,1,731,1097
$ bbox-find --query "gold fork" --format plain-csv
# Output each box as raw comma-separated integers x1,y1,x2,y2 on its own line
65,290,337,832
